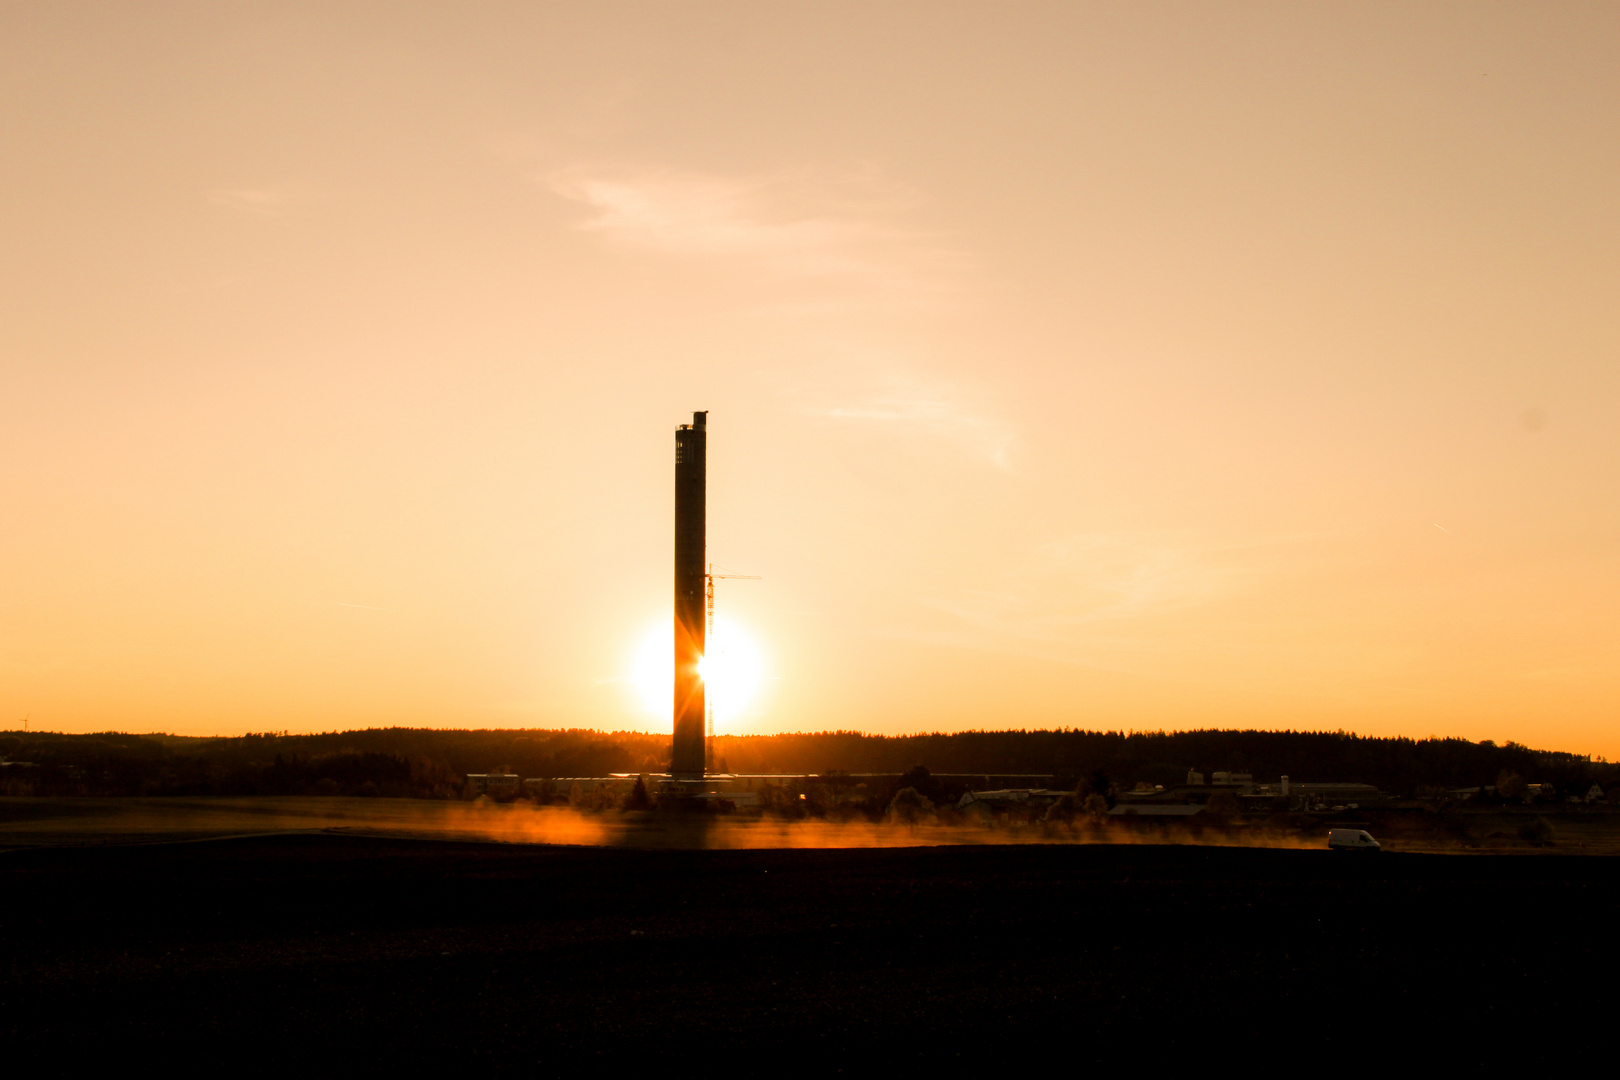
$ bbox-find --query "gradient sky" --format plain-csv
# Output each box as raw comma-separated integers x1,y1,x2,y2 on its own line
4,2,1618,754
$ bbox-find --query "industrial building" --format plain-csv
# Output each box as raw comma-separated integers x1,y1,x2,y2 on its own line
1110,771,1390,812
463,772,521,799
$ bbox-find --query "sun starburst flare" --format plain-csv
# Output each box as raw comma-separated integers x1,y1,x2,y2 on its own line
630,618,766,731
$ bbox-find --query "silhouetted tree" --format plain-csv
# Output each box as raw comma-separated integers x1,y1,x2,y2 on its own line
887,787,935,824
1082,793,1109,824
895,765,944,805
1497,771,1527,801
1043,793,1080,823
4,726,1612,800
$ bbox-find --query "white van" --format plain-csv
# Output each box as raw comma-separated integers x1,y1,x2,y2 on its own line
1327,828,1381,852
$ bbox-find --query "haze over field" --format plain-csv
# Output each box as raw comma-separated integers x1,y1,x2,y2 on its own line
3,3,1617,752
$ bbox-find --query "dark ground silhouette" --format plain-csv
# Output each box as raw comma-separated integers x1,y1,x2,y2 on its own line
1,835,1612,1067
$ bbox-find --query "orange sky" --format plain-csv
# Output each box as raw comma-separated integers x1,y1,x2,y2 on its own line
3,3,1617,755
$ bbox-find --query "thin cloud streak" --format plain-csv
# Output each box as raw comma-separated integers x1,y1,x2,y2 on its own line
547,164,1007,463
798,366,1015,469
820,394,1014,470
546,166,969,297
206,188,298,215
550,164,1012,467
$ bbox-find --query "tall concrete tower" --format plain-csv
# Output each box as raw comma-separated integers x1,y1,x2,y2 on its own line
672,411,707,779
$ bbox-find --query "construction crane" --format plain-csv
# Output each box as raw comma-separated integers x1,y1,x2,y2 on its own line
705,563,759,773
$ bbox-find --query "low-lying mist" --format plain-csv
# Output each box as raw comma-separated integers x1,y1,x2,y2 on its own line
0,795,1326,852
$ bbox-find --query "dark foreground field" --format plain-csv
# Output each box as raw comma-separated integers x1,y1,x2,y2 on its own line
3,836,1613,1068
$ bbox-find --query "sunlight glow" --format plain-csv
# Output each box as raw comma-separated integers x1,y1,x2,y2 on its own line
629,617,766,730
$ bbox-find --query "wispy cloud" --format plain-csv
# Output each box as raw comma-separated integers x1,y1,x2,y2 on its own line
546,166,967,297
827,392,1013,469
798,365,1015,469
206,188,299,215
549,164,1006,464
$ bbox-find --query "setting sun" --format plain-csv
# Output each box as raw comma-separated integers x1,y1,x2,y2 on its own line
630,617,767,731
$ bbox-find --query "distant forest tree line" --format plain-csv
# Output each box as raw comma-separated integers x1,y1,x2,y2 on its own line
0,727,1613,800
